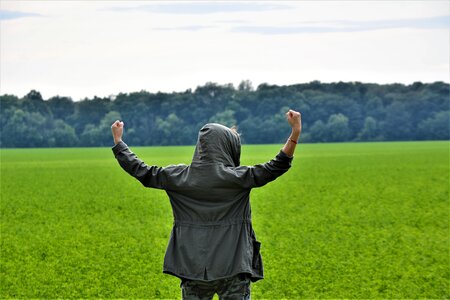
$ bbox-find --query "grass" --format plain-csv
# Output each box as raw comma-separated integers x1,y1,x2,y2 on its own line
1,141,449,299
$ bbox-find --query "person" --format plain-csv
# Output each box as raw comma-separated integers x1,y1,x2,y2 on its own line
111,109,302,300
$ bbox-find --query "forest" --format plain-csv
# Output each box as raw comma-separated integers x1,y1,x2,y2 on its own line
0,80,448,147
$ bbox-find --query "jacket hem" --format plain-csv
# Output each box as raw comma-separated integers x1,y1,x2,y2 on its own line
163,268,264,283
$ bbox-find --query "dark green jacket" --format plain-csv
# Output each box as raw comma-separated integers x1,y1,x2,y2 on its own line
112,123,293,282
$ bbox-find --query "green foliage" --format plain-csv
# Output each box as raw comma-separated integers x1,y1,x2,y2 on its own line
156,113,186,145
418,111,450,140
209,109,237,128
357,116,379,141
52,119,78,147
0,81,449,147
80,111,122,146
304,120,327,142
1,141,448,298
326,113,350,142
383,102,413,141
47,96,75,120
2,109,50,147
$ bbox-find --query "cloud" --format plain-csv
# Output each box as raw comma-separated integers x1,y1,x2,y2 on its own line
105,2,291,14
232,14,450,34
153,25,216,31
0,10,41,21
215,19,247,24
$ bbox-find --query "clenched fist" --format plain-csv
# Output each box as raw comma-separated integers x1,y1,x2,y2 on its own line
286,109,302,135
111,120,124,145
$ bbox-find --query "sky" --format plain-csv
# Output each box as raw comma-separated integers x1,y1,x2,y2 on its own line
0,1,449,101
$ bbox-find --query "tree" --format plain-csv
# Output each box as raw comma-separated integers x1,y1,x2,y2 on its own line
238,117,260,144
47,96,75,120
257,108,291,144
209,110,237,127
80,111,121,146
1,81,449,147
326,113,350,142
21,90,52,117
238,80,253,92
357,116,379,141
2,109,49,147
417,111,450,140
79,124,100,146
308,120,327,142
382,102,413,141
156,113,186,145
25,90,43,101
51,119,78,147
69,97,111,135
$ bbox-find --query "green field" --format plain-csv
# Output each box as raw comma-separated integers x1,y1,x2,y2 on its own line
1,141,449,299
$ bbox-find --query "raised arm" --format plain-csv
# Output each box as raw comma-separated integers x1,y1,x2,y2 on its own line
281,109,302,157
111,120,167,189
232,109,301,188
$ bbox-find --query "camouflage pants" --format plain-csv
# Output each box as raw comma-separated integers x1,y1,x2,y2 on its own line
181,273,251,300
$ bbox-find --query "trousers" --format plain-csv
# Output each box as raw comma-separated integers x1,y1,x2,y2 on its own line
181,273,251,300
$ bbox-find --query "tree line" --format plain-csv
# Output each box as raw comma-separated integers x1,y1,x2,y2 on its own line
0,80,448,148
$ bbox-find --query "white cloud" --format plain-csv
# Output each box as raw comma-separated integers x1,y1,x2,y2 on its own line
231,15,450,34
103,2,292,14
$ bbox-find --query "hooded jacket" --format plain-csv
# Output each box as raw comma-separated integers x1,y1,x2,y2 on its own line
112,123,293,282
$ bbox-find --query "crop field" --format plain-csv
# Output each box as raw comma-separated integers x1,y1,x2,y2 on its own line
1,141,449,299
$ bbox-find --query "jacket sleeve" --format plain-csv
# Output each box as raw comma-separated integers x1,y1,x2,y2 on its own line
112,141,167,189
233,150,293,189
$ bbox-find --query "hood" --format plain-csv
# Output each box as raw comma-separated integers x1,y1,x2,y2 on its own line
192,123,241,167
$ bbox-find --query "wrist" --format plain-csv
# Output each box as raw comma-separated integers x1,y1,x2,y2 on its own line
114,138,122,145
290,128,301,138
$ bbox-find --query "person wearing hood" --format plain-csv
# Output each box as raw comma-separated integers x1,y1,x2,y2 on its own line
111,109,301,300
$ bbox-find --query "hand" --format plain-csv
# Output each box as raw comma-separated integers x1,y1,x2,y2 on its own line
286,109,302,135
111,120,124,145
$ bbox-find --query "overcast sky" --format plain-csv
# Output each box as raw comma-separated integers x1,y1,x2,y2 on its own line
0,1,449,101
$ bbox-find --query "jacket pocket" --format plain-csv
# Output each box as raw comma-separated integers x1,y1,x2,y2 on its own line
252,240,261,269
